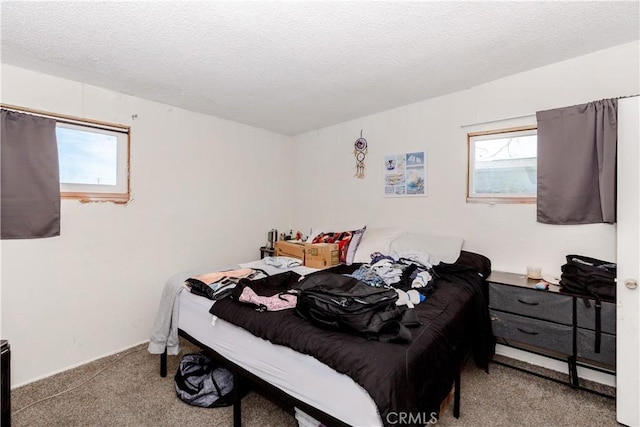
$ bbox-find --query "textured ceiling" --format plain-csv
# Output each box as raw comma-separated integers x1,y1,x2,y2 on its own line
1,1,639,136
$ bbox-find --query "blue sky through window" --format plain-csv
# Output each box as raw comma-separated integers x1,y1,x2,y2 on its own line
56,126,118,185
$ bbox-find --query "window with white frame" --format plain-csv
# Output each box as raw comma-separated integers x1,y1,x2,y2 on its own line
56,121,130,202
0,105,130,202
467,126,537,203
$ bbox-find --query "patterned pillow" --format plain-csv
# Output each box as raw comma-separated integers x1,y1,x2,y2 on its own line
312,227,366,264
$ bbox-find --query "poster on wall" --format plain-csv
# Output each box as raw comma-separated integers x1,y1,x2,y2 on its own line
383,151,427,197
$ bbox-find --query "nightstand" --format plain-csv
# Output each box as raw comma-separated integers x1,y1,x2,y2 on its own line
259,246,275,259
487,271,615,397
488,271,573,360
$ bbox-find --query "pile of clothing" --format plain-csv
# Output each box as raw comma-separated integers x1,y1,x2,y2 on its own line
346,252,436,308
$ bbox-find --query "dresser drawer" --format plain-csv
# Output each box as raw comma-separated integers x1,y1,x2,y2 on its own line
576,328,616,368
575,299,616,335
489,283,572,324
490,310,573,355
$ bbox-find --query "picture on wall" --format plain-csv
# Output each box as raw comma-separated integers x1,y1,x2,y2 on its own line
383,151,427,197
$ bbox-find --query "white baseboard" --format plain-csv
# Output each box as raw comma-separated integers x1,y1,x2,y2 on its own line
495,344,616,388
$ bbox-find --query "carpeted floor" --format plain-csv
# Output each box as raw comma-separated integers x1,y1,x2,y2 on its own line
10,338,617,427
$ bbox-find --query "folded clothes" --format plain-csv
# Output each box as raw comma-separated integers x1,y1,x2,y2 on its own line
193,268,254,285
263,256,303,269
238,287,298,311
184,268,256,300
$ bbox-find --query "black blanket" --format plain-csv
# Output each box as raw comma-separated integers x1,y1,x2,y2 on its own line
210,253,494,426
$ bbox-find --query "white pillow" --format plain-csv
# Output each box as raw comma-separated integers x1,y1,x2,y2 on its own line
390,233,464,264
353,227,407,263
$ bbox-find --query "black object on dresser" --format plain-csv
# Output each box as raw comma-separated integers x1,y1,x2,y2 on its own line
487,271,615,397
259,246,275,259
1,340,10,427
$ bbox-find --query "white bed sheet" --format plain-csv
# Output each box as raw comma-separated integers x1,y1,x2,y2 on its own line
177,261,383,427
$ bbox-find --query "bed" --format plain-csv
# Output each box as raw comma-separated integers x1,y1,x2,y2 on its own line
149,229,495,427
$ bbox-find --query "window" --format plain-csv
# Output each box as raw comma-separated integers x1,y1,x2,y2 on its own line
467,126,537,203
56,121,130,202
0,104,130,203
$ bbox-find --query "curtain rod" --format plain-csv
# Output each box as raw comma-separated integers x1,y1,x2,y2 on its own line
0,103,130,132
460,112,535,129
460,94,639,129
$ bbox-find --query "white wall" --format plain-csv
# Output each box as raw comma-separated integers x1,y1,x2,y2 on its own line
292,41,640,277
0,64,294,386
2,41,638,387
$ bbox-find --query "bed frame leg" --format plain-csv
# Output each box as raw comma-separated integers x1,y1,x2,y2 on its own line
453,366,461,418
160,349,167,377
233,371,241,427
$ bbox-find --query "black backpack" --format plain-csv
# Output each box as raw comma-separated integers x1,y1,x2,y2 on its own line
296,272,420,343
560,255,616,302
560,255,616,355
174,352,235,408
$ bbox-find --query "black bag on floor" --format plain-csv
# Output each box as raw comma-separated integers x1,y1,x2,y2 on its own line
560,255,616,302
296,272,419,343
174,352,234,408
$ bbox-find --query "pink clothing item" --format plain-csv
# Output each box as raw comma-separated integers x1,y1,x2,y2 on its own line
193,268,254,285
239,287,298,311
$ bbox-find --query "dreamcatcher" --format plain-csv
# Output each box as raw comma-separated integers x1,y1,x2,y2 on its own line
354,130,368,179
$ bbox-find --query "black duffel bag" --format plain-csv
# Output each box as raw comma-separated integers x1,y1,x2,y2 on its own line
296,272,419,343
174,352,235,408
560,254,616,302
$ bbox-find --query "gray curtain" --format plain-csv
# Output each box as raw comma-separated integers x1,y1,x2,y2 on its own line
1,109,61,239
536,99,617,225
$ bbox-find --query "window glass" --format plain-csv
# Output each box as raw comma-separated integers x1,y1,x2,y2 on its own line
467,127,537,203
56,122,129,201
57,126,118,185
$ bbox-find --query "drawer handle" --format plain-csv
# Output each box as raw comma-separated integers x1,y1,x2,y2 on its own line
517,327,539,336
517,298,539,306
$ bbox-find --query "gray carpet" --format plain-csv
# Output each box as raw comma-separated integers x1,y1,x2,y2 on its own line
10,338,617,427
